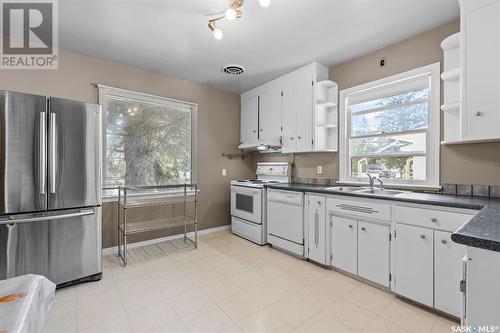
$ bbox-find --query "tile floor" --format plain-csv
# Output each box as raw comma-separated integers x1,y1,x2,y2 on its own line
43,230,458,333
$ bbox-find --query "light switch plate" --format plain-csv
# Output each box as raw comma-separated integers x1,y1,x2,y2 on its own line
222,169,227,176
317,166,323,175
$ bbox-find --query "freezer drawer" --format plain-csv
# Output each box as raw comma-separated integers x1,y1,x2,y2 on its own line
0,207,102,286
48,98,101,210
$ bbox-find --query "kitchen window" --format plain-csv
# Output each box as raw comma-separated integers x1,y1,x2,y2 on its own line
98,85,197,197
339,63,440,188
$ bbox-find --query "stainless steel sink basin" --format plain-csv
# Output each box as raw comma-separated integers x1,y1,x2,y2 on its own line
357,188,405,196
325,186,364,193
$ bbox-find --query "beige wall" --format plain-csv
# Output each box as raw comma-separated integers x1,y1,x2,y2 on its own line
257,19,500,186
0,49,254,248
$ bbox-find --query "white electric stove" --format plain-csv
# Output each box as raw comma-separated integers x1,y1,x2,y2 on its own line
230,162,291,245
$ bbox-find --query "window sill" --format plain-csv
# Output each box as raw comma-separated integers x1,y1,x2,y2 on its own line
337,181,442,192
102,189,197,203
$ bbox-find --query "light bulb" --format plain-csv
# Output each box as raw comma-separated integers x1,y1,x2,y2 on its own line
259,0,270,8
225,8,237,21
213,28,223,40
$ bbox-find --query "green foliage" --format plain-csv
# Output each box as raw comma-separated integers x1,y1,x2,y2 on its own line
105,99,191,187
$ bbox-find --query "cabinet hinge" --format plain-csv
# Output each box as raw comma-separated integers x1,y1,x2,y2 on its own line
460,280,466,293
281,91,284,97
394,230,397,238
308,247,310,253
312,139,314,145
312,81,314,86
389,273,392,282
330,221,333,227
389,233,392,241
330,254,333,261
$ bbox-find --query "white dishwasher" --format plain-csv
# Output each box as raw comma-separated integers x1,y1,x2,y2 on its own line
266,189,304,256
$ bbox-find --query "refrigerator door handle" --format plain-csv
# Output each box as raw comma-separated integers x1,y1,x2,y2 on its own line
39,111,46,194
49,112,56,194
0,208,95,225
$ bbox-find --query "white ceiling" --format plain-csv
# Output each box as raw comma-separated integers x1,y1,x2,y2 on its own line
59,0,459,93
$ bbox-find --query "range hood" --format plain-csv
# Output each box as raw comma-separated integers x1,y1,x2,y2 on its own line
238,137,281,151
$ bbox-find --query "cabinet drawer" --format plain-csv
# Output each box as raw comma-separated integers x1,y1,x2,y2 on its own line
394,206,474,232
267,190,303,205
327,198,391,222
231,217,262,244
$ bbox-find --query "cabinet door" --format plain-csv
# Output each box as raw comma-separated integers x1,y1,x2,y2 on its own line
259,88,282,140
434,230,466,317
394,223,433,307
307,195,326,264
295,68,314,152
331,216,357,275
241,96,258,143
281,76,298,153
463,0,500,140
358,221,390,287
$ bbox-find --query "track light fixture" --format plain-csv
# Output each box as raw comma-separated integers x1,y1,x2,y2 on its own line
207,0,270,40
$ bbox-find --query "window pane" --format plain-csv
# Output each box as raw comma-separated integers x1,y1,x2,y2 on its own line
105,97,191,187
351,132,426,156
351,102,428,137
350,88,428,113
351,156,427,181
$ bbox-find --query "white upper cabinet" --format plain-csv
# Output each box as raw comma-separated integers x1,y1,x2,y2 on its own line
240,63,335,153
240,96,258,143
281,73,299,153
258,87,282,140
459,0,500,142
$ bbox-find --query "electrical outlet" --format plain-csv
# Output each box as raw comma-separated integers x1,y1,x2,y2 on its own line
317,166,323,175
222,169,227,177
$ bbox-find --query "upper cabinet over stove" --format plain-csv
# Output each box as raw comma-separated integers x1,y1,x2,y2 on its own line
240,63,338,153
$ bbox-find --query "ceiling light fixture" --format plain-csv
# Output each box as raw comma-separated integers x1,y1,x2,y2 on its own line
259,0,271,8
208,20,224,40
207,0,269,39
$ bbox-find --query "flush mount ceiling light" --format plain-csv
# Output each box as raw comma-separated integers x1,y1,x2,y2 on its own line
207,0,270,40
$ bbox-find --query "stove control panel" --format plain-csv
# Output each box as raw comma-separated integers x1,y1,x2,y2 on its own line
256,163,290,177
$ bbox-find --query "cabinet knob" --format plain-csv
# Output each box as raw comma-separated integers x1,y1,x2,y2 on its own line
317,201,321,205
298,136,302,139
431,218,438,223
253,130,256,133
361,227,366,231
348,224,353,229
290,137,294,140
475,111,483,116
260,129,263,132
441,239,447,244
420,234,426,240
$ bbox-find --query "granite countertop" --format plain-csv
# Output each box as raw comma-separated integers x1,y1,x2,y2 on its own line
264,183,500,252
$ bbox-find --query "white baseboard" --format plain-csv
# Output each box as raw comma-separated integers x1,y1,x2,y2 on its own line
102,225,230,255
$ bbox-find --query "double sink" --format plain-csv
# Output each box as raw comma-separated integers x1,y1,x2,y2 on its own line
325,186,406,197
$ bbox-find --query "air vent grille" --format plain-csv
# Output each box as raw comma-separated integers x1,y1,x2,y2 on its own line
222,64,245,75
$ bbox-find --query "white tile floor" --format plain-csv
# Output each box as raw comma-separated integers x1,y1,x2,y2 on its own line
43,230,458,333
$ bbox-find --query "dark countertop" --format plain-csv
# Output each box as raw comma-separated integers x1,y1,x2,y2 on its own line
264,183,500,252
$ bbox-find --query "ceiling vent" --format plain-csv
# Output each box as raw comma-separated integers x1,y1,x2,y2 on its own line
222,64,245,76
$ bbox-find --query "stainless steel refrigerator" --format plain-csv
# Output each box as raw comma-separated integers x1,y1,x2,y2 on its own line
0,90,102,287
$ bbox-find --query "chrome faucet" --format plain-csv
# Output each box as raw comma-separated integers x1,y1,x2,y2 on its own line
367,174,375,189
376,178,384,190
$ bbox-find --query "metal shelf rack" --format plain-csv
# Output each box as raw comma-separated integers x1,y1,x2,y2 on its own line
117,184,198,266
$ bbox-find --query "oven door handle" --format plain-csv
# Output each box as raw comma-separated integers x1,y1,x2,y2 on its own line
231,187,262,195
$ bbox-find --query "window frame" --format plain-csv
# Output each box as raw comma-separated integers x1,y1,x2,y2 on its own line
339,63,441,189
98,85,198,200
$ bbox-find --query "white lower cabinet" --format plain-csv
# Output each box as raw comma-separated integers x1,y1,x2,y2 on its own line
434,230,466,317
331,216,357,275
306,195,327,264
394,223,434,307
358,221,390,288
